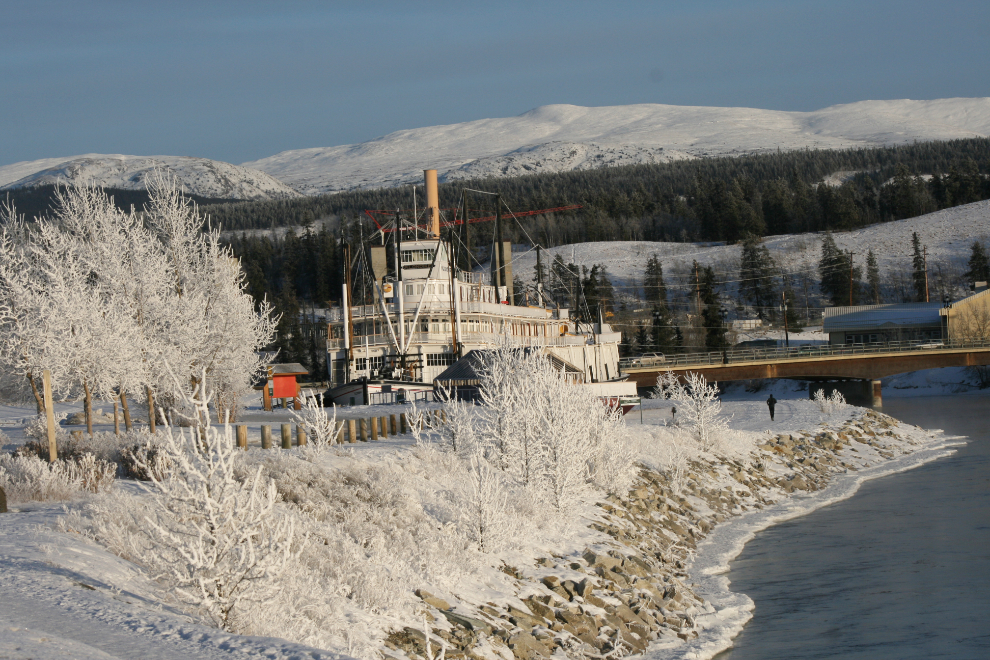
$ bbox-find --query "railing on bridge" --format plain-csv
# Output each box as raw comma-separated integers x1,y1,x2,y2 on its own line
619,338,990,371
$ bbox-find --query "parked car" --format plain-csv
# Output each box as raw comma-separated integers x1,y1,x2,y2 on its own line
630,352,666,366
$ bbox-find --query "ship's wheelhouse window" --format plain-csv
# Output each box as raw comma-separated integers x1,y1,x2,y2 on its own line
402,249,435,263
426,353,456,367
404,284,414,296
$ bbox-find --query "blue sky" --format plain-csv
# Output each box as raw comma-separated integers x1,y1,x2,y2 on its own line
2,0,987,166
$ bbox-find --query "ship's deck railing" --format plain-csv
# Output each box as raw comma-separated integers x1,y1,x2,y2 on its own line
327,301,566,325
619,338,990,371
327,330,603,351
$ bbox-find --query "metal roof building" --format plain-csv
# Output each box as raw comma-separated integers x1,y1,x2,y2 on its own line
823,303,946,345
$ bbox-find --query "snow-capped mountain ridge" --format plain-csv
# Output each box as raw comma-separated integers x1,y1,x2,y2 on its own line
3,97,988,200
0,154,298,201
243,98,990,194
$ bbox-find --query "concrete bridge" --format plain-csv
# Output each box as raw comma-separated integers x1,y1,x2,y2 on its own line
619,339,990,406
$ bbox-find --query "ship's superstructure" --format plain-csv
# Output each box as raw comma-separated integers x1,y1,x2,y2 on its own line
325,170,622,405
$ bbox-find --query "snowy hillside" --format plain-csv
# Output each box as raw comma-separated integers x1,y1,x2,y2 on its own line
0,155,299,201
243,98,990,194
509,199,990,298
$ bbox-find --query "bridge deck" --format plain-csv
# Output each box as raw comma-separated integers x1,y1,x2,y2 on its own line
620,339,990,387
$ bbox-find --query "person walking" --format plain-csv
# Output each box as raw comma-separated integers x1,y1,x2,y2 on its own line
766,393,777,421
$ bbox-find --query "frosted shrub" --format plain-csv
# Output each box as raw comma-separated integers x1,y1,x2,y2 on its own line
813,388,847,419
658,371,729,451
290,391,337,451
0,452,115,503
435,386,479,455
476,344,631,510
466,453,510,553
136,374,298,633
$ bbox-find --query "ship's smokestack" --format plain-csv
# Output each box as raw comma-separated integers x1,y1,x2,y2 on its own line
424,169,440,238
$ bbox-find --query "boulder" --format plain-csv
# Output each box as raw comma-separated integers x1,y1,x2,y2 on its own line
441,610,491,634
414,589,450,611
582,550,621,572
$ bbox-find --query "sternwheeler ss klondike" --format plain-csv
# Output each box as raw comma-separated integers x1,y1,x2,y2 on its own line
325,169,633,406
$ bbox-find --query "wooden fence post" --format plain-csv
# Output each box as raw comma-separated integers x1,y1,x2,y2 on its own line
120,391,132,431
297,425,307,446
236,425,248,450
379,416,388,439
348,419,357,443
261,425,272,449
359,418,368,442
390,414,397,435
281,423,292,449
400,413,408,434
43,369,57,462
335,420,345,444
370,417,378,441
71,430,83,442
112,399,121,435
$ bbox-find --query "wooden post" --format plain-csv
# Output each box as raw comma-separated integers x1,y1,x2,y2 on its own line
281,423,292,449
71,430,83,442
263,380,272,411
146,386,157,434
113,399,121,435
348,419,357,443
335,420,345,444
440,410,447,424
400,413,408,434
261,425,272,449
236,425,248,450
83,380,93,436
359,418,368,442
43,369,57,462
390,414,397,435
297,425,307,446
120,391,132,431
379,415,388,439
370,417,378,441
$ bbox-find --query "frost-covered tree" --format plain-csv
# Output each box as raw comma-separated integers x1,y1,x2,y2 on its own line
139,373,298,632
653,370,729,451
0,175,277,422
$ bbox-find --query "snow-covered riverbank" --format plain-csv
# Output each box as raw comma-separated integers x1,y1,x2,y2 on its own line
0,389,965,660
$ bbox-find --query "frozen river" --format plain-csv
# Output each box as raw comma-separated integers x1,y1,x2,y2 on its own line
715,394,990,660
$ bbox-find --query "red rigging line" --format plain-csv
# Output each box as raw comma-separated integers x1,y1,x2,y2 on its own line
365,204,583,232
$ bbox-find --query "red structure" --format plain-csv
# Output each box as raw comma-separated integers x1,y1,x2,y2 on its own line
264,363,309,411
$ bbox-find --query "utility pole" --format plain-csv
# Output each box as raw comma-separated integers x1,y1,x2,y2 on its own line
923,246,930,303
695,263,702,316
495,193,505,303
781,287,790,348
848,251,855,307
536,245,544,305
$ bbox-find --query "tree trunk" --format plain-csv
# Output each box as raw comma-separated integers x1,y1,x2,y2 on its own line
83,380,93,436
120,390,132,430
28,372,44,414
112,398,120,435
146,386,156,434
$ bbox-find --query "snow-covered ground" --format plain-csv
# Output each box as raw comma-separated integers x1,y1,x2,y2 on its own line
508,199,990,301
0,374,974,660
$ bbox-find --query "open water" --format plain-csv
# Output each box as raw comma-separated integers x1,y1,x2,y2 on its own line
715,394,990,660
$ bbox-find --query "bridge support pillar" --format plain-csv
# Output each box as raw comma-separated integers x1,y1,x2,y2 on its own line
810,379,882,408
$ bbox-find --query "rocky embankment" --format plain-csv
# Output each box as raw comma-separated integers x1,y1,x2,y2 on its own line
386,409,915,660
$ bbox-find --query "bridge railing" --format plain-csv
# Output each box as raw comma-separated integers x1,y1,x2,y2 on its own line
619,338,990,371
